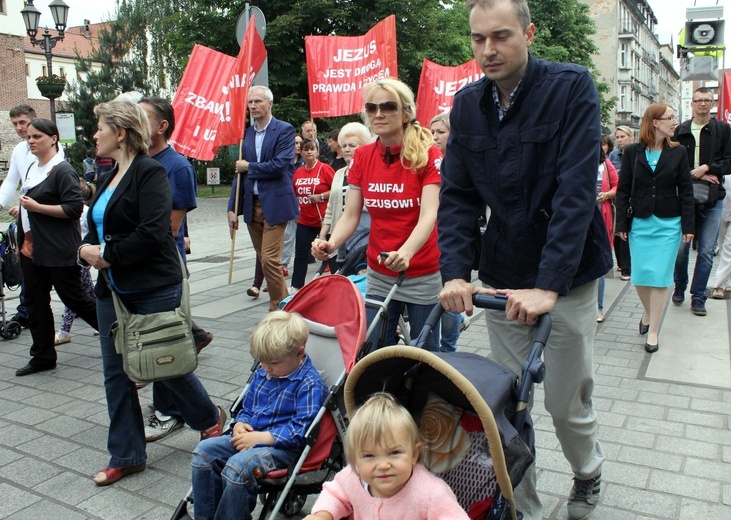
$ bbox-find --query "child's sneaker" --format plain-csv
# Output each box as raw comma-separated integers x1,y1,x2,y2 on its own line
145,410,183,442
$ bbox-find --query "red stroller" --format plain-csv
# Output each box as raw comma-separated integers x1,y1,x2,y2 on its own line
171,275,365,519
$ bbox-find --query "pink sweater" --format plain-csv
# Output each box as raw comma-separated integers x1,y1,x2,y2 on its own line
310,464,469,519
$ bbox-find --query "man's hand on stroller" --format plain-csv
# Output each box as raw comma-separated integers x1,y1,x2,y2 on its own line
440,279,494,316
230,421,275,451
499,288,557,326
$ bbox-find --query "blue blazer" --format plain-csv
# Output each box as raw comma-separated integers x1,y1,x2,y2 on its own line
228,116,299,225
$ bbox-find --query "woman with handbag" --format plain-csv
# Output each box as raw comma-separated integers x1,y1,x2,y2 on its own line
290,138,335,293
11,118,99,377
79,99,226,486
615,104,695,353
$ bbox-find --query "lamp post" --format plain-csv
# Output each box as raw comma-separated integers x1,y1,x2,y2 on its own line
21,0,70,123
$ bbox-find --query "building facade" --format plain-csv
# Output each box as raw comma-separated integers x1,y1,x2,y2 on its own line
584,0,681,134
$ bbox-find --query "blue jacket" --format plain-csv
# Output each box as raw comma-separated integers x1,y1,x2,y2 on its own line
438,57,612,295
228,116,299,225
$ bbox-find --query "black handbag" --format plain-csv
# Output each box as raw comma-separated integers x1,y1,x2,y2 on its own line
692,179,720,207
1,223,22,289
625,155,638,228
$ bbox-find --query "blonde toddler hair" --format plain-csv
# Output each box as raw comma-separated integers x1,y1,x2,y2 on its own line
250,311,308,363
345,392,421,466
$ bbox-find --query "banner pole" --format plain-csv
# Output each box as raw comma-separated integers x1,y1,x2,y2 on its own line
228,138,244,285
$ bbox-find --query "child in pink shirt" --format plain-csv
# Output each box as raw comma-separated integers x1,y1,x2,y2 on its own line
304,393,468,520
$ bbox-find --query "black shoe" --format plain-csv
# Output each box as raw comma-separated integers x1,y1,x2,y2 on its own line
639,319,649,335
16,362,56,377
671,286,685,305
644,342,658,353
690,299,707,316
195,332,213,354
10,314,30,328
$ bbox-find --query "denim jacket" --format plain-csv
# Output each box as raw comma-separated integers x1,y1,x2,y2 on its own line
438,57,612,295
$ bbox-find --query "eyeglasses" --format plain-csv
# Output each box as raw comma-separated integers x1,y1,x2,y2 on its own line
692,99,714,104
655,116,677,121
364,101,400,115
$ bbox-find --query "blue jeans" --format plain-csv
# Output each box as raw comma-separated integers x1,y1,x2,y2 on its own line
365,294,440,352
192,436,297,520
674,201,723,303
97,283,219,468
439,311,464,352
597,276,605,311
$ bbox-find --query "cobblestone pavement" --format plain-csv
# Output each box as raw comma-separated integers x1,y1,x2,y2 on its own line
0,196,729,519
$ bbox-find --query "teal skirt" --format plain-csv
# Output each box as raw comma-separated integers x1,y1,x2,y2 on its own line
629,215,681,287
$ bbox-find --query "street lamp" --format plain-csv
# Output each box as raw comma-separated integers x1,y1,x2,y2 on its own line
21,0,70,122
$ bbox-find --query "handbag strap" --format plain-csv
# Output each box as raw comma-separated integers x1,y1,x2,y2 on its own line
627,151,638,213
101,250,191,320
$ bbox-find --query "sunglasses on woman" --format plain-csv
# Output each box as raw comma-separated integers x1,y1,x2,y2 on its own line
364,101,400,115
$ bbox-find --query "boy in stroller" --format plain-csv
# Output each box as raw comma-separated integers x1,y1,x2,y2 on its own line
305,393,468,520
191,311,328,520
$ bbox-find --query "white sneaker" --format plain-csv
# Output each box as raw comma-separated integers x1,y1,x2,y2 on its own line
145,410,183,442
288,286,299,295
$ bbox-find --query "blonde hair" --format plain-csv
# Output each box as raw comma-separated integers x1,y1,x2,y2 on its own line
362,78,434,172
345,393,421,466
94,100,151,155
429,111,450,131
338,122,374,148
250,311,308,363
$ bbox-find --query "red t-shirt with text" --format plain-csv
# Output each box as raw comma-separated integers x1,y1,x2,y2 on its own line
348,140,442,277
293,161,335,227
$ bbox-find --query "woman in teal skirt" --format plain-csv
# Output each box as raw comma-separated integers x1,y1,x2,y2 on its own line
615,104,695,353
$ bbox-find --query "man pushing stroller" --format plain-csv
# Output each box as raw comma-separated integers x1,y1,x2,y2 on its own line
437,1,612,519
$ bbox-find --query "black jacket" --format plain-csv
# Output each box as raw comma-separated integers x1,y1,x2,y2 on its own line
615,143,695,234
674,117,731,197
83,154,182,296
19,160,83,267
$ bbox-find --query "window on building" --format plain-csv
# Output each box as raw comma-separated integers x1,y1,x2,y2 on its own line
620,86,627,110
59,67,66,77
0,0,6,15
620,44,628,68
42,66,48,76
25,63,30,76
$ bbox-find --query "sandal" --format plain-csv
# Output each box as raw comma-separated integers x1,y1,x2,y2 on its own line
93,461,146,486
246,287,260,298
712,287,725,300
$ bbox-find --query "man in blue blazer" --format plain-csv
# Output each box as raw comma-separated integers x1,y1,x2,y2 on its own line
228,86,298,311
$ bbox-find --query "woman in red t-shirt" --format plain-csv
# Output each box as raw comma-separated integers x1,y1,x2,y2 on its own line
291,139,335,291
311,78,443,351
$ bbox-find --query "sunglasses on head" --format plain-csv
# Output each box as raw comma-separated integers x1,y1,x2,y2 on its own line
364,101,400,115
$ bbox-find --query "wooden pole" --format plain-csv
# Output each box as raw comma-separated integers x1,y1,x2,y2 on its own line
228,138,244,284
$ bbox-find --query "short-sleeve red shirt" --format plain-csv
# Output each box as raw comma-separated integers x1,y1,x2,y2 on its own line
348,140,442,277
293,161,335,227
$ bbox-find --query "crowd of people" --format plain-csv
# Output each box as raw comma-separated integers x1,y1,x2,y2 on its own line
2,0,730,518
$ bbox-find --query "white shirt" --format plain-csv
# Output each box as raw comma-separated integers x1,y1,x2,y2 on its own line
20,151,64,233
0,140,65,209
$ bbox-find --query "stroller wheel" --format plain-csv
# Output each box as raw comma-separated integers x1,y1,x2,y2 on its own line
282,494,306,516
3,321,21,340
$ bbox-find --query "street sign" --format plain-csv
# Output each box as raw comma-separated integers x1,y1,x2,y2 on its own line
56,113,76,144
207,167,221,185
236,5,266,45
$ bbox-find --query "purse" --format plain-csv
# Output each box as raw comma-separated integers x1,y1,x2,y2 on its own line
104,257,197,383
692,179,720,207
1,223,22,289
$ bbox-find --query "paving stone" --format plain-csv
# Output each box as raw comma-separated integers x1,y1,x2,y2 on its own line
602,484,681,517
666,408,725,428
0,424,44,447
2,458,64,487
617,446,684,471
625,416,686,436
33,471,105,506
5,499,89,520
678,498,731,517
610,400,666,421
4,405,58,426
655,434,720,460
0,483,41,518
15,435,82,460
601,459,650,487
684,457,731,481
78,487,157,520
649,470,721,502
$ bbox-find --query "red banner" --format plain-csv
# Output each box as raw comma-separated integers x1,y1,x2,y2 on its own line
415,59,484,125
718,71,731,124
170,18,266,161
305,16,397,118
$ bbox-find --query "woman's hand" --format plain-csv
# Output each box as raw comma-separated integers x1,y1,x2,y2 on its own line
378,251,409,273
307,193,320,204
311,238,335,260
682,233,694,243
8,205,19,218
617,232,628,241
79,245,111,269
18,195,40,213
